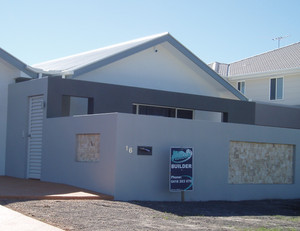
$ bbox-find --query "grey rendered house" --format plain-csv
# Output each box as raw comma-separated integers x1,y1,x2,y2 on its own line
3,33,300,201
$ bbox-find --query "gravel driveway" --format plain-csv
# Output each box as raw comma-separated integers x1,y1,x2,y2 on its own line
1,199,299,230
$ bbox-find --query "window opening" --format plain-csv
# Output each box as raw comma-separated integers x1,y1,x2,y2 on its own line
237,81,245,94
133,104,193,119
138,105,176,118
270,77,283,100
177,109,193,119
133,104,221,122
62,96,93,116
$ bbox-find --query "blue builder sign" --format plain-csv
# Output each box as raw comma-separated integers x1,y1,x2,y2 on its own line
170,147,193,192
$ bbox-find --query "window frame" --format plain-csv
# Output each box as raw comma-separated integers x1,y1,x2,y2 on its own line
133,103,194,120
237,81,245,94
269,77,284,100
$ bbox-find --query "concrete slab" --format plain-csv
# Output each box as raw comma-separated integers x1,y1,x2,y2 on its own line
0,176,113,200
0,205,63,231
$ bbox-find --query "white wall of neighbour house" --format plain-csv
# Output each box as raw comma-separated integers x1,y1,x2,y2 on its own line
0,59,22,175
76,43,239,100
282,73,300,106
230,78,270,102
230,72,300,106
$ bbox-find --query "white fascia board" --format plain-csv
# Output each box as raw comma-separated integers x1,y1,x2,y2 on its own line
0,48,38,78
72,34,170,77
228,67,300,81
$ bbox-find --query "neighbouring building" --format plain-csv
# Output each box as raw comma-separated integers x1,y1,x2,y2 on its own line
2,33,300,201
210,42,300,106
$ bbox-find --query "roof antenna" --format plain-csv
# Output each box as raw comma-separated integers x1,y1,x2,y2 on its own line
272,35,289,49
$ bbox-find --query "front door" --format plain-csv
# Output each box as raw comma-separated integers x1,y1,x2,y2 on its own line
27,95,44,179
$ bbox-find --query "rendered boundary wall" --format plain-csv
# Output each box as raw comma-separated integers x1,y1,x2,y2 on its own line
42,114,118,197
42,113,300,201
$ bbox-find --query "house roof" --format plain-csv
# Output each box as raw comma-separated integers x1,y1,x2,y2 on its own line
209,62,230,77
33,33,169,73
0,48,38,78
211,42,300,77
33,32,247,101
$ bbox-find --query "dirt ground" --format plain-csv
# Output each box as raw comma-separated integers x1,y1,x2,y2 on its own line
1,199,300,231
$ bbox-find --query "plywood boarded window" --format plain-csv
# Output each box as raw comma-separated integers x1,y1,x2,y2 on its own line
229,141,294,184
76,134,100,162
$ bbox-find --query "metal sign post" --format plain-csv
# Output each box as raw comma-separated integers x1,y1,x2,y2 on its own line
181,191,185,202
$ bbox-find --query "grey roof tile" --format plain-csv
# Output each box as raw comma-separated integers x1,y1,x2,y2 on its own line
217,63,229,76
208,62,229,77
213,42,300,76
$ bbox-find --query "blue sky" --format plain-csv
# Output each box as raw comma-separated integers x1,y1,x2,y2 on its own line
0,0,299,65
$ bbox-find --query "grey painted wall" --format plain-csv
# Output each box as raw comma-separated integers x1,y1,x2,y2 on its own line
47,77,300,129
41,114,118,196
41,113,299,201
0,58,21,175
47,77,256,125
255,102,300,129
5,78,48,178
114,114,300,201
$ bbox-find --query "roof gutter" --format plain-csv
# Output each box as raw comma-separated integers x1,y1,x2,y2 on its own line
26,65,74,78
228,67,300,81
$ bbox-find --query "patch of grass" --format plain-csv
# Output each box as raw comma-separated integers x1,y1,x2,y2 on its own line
273,215,300,222
289,216,300,222
243,228,296,231
162,212,171,220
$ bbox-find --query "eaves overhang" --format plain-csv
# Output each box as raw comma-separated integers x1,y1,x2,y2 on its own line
0,48,38,78
164,35,248,101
